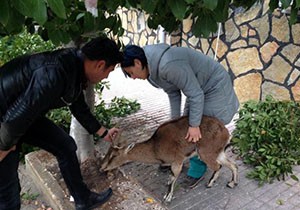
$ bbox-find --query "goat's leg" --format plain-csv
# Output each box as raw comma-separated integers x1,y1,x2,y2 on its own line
217,151,238,188
207,166,221,188
163,162,182,203
197,151,221,188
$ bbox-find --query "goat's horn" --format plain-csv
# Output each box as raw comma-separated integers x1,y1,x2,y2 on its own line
125,142,135,154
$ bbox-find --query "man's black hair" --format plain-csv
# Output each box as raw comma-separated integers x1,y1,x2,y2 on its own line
121,45,148,68
81,37,123,67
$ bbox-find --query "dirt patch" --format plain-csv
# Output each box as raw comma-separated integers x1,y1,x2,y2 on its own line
36,150,165,210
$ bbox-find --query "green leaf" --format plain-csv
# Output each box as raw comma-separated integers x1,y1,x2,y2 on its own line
296,0,300,8
48,28,70,45
291,174,299,181
147,16,159,29
5,8,25,34
11,0,47,25
103,16,117,31
233,0,257,10
33,0,47,25
160,16,179,33
192,14,218,37
185,0,197,3
276,199,284,205
104,0,125,11
11,0,33,16
203,0,218,10
76,13,85,21
141,0,159,14
84,12,96,33
167,0,187,20
281,0,292,8
0,0,9,26
47,0,67,19
126,0,138,7
213,0,230,22
289,7,298,24
269,0,279,12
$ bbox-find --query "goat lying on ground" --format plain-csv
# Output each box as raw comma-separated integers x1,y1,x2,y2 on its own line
101,116,238,203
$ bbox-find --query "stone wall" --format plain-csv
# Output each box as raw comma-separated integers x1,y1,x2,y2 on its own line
117,0,300,103
117,8,171,46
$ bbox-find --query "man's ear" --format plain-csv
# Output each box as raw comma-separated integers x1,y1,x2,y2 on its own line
96,60,106,70
133,59,141,67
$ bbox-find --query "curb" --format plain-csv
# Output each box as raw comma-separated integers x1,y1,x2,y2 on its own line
25,151,73,210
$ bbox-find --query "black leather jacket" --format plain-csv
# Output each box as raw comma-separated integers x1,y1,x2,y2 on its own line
0,48,101,150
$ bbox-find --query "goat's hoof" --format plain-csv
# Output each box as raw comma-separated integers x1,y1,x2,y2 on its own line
227,181,238,188
206,183,213,188
163,194,172,203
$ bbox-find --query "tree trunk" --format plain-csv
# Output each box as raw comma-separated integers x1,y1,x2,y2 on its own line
70,83,95,163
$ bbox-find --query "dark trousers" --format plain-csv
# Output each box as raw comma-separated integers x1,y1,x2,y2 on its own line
0,117,90,210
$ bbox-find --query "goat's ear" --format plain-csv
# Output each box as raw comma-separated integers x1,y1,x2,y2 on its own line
111,130,124,149
124,142,135,154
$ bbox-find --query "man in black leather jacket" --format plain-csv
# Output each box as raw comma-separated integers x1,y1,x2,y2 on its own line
0,37,123,210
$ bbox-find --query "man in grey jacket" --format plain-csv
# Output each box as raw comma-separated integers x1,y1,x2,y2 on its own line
121,44,239,187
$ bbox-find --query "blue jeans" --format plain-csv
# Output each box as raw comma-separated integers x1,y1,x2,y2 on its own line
0,117,90,209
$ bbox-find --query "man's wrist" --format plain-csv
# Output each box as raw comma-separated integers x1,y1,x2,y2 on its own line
100,129,108,138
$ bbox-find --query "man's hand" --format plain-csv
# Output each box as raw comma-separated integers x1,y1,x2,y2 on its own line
103,127,120,142
185,126,202,143
0,145,16,162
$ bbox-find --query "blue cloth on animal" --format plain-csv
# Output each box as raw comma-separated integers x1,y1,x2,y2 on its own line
188,156,207,178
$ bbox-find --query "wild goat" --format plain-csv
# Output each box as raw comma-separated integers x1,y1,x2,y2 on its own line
101,116,238,202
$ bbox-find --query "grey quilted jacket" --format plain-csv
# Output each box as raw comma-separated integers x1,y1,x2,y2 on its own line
144,44,239,127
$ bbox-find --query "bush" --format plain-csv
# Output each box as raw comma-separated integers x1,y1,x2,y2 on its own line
232,95,300,185
47,96,141,133
47,82,141,133
0,29,55,65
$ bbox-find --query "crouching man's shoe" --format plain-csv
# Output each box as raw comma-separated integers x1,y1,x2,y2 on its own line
75,188,113,210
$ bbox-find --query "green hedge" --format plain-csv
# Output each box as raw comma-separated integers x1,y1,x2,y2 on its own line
232,95,300,185
0,29,55,66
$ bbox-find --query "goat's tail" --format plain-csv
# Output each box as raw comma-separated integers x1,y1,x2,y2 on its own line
224,142,233,151
224,132,234,151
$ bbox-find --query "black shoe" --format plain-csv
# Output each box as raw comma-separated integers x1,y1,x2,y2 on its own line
75,188,113,210
158,165,171,172
182,176,204,189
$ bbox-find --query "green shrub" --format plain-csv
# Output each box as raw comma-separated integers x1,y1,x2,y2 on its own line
47,82,141,132
46,107,72,132
232,95,300,185
47,96,140,133
94,96,141,127
0,29,55,65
